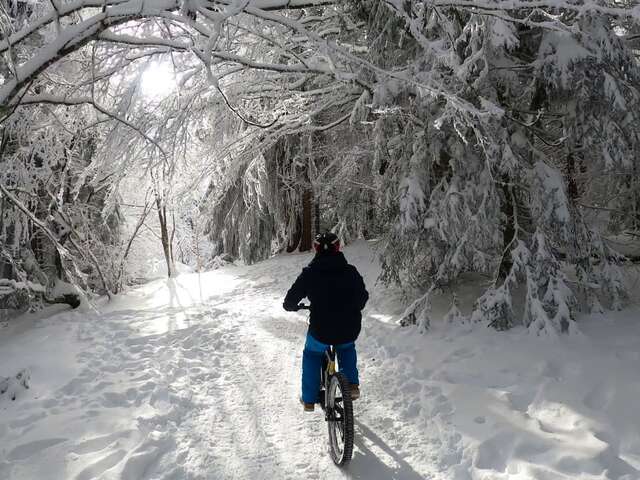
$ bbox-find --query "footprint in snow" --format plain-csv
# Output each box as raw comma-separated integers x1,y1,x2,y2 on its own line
431,399,454,417
41,398,58,408
61,377,89,396
420,385,442,399
120,435,174,480
474,431,516,472
103,362,132,374
7,437,68,461
100,391,134,408
503,390,536,413
536,360,563,380
402,381,421,394
584,383,614,410
71,430,133,454
91,381,114,393
8,411,46,429
444,347,476,363
74,449,126,480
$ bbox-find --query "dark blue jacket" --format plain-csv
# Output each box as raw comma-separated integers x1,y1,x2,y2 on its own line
283,252,368,345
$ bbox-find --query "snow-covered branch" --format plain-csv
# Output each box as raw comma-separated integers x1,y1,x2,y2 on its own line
14,95,169,160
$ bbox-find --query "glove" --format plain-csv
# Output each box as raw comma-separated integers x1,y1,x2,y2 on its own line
283,301,298,312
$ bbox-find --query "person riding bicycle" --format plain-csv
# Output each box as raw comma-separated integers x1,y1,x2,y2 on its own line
283,232,369,412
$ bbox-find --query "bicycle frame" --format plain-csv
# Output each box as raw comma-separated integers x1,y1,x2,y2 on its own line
320,347,339,419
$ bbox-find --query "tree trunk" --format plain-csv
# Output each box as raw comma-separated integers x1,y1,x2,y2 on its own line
286,218,301,253
314,197,320,235
299,189,313,252
156,198,174,278
497,181,515,283
54,238,65,281
170,212,176,265
194,219,202,272
632,161,640,230
0,196,10,278
566,153,580,202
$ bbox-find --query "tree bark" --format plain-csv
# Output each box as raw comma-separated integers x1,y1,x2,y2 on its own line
170,211,176,266
156,199,174,278
314,198,320,234
286,217,301,253
299,189,313,252
0,195,11,278
566,153,580,202
631,161,640,230
497,181,515,283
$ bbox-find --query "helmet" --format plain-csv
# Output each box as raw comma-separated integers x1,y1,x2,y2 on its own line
313,232,340,254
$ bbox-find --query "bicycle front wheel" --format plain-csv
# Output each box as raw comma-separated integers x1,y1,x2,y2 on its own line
326,372,354,466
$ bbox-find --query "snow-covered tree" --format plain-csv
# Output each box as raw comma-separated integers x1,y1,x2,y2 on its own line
0,104,118,307
2,0,639,331
346,0,640,334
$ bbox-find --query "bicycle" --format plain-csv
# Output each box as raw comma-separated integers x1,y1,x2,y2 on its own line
298,304,354,466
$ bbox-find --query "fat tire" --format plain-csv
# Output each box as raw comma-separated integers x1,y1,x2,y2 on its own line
327,372,354,466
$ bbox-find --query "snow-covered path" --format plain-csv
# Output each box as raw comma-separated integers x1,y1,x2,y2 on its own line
2,243,640,479
0,248,433,479
1,264,339,478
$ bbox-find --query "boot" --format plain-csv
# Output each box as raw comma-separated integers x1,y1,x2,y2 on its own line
350,384,360,400
300,398,315,412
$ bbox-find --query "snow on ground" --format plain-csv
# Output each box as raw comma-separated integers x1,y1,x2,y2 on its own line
1,241,639,479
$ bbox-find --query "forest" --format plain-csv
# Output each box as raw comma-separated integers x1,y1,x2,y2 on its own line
2,0,640,334
3,2,640,479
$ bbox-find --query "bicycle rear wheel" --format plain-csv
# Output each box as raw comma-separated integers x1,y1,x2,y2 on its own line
326,372,354,466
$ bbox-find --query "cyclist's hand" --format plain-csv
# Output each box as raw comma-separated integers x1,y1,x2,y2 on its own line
283,301,298,312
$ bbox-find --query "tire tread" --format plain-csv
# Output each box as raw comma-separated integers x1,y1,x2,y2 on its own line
329,372,354,466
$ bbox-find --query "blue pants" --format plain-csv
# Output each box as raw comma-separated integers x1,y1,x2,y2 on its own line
301,333,359,403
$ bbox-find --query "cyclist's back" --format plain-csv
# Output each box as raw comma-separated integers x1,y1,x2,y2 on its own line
285,249,367,345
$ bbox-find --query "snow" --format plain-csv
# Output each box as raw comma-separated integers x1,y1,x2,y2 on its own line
603,72,627,111
129,260,194,284
1,241,640,479
536,31,592,88
530,161,571,235
487,18,519,51
0,280,46,296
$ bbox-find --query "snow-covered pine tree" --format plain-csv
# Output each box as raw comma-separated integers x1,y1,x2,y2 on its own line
362,0,640,333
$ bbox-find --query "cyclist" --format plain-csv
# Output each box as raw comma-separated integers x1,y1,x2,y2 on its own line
283,232,369,412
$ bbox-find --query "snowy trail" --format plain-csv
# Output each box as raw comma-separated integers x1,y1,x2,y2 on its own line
2,243,640,479
0,250,440,479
